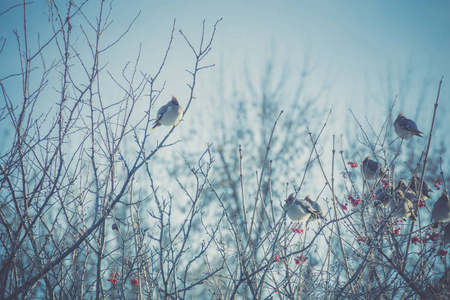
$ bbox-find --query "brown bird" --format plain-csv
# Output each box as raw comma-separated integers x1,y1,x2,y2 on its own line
396,179,418,202
390,190,416,221
409,174,433,199
361,156,386,181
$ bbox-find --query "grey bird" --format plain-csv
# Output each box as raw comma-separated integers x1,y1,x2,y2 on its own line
441,223,450,244
283,194,320,222
431,192,450,229
390,190,416,221
152,96,183,129
409,174,433,199
394,113,423,139
303,195,326,221
374,185,393,208
361,156,386,181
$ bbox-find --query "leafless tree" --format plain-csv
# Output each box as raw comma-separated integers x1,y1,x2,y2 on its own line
0,1,222,299
1,1,448,299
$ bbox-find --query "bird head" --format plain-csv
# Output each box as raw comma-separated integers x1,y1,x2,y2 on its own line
396,179,407,191
396,113,406,122
285,193,295,203
171,96,179,104
395,189,404,199
362,156,371,164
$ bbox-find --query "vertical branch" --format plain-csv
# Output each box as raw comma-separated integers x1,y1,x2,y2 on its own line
402,76,443,271
239,145,249,237
179,18,222,115
244,110,283,253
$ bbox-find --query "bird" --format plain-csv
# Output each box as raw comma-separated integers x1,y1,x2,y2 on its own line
390,190,416,221
396,179,408,191
431,192,450,229
393,113,423,140
396,179,417,202
409,174,433,199
283,194,320,222
303,195,326,221
361,156,386,181
441,223,450,244
152,96,183,130
373,185,393,208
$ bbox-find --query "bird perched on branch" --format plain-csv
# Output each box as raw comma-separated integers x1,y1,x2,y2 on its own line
304,195,326,221
396,179,417,202
394,113,423,139
390,190,416,221
397,179,408,191
397,179,408,192
283,194,323,222
431,192,450,229
361,156,386,181
152,96,183,129
373,184,393,208
409,174,433,199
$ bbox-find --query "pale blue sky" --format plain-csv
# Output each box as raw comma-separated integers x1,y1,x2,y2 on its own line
2,0,449,116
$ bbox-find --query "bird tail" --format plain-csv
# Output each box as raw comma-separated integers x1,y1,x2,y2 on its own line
431,221,440,230
308,209,318,217
414,131,423,138
152,117,161,130
310,209,325,219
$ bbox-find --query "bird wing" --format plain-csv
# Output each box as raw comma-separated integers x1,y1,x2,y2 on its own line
405,199,413,210
405,199,417,221
367,160,380,172
402,119,423,135
156,103,169,119
420,180,433,197
367,160,384,173
300,200,324,219
410,176,433,197
311,202,325,219
294,199,314,214
374,188,384,199
375,187,391,203
152,103,170,127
